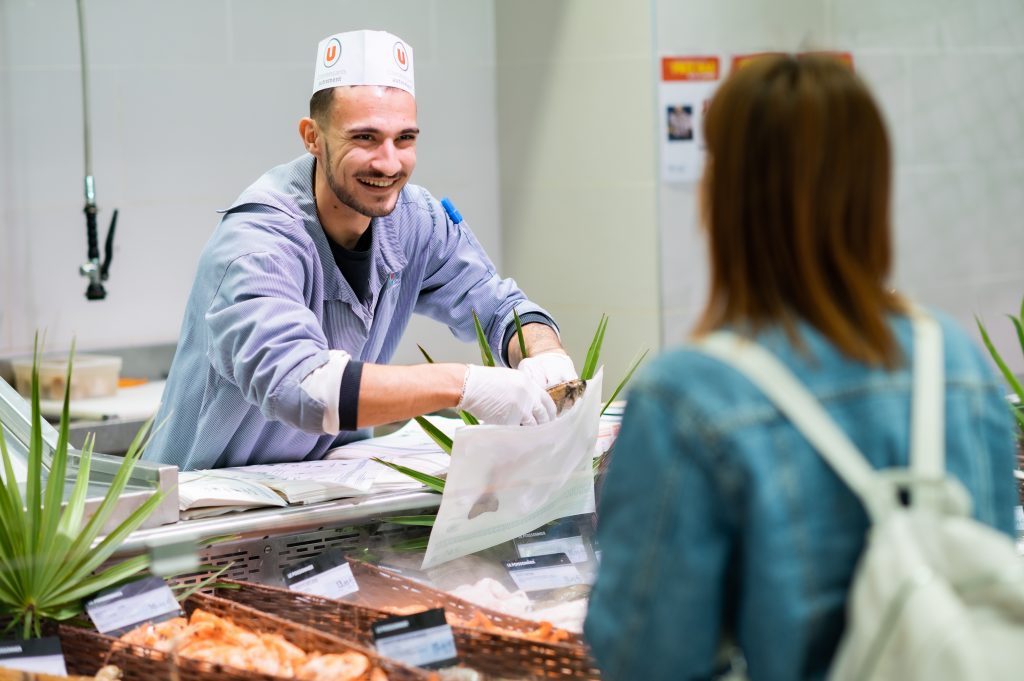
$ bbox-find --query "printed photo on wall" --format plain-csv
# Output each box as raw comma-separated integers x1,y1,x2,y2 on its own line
659,56,720,183
666,105,694,141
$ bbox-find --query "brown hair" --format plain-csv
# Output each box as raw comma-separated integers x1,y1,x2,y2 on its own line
696,53,905,367
309,87,335,127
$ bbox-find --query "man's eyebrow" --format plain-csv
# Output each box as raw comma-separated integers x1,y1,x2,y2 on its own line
344,126,420,136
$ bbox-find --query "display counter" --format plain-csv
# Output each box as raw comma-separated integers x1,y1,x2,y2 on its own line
110,489,441,586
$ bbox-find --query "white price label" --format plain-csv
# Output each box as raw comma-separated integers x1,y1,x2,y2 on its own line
288,562,359,599
0,637,67,676
505,553,583,592
517,535,588,564
375,625,458,668
85,576,182,636
372,609,458,669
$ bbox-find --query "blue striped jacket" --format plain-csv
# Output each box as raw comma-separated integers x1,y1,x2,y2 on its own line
145,154,553,470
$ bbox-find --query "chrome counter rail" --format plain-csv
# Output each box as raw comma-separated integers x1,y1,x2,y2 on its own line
109,489,441,558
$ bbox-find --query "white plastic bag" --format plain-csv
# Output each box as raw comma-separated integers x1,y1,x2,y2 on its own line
421,371,603,569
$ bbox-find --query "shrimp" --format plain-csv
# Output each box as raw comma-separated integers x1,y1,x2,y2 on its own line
297,651,371,681
119,616,188,652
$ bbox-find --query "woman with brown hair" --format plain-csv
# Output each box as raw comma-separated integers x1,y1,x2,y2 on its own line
584,54,1017,680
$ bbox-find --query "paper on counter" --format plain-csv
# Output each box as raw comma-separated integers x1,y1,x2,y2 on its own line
326,416,454,492
231,459,378,496
325,416,461,460
421,370,602,570
177,471,288,510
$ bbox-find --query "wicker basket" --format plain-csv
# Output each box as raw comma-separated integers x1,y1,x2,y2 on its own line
0,669,94,681
57,592,430,681
213,570,602,679
345,560,588,646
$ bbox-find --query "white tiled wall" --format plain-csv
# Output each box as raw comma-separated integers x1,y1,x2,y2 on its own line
4,1,1020,379
655,0,1024,373
0,0,501,366
494,0,662,385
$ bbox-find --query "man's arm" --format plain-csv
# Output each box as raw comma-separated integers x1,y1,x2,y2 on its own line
507,322,567,368
509,322,578,389
356,362,464,426
355,362,557,429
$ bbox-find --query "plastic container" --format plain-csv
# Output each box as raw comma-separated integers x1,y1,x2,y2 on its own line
12,354,122,401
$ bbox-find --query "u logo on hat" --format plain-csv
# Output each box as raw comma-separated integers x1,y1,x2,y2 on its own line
393,42,409,71
324,38,342,67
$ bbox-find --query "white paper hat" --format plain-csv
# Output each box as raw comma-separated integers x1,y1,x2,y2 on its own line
312,30,415,98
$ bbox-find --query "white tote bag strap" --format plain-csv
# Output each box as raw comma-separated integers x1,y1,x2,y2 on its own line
695,316,943,522
908,311,944,479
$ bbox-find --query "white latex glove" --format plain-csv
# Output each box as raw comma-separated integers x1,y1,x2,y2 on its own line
457,365,558,426
516,351,578,389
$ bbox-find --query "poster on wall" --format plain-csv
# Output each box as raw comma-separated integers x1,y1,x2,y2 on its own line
731,51,854,71
659,56,720,184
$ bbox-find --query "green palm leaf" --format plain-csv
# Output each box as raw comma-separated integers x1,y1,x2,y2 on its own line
513,307,529,360
172,562,234,603
581,314,609,380
602,349,648,416
48,480,167,603
371,458,445,493
44,554,150,609
37,434,95,594
414,416,453,454
0,343,182,638
25,339,44,561
472,309,496,367
976,315,1024,430
1010,313,1024,370
976,316,1024,403
417,344,435,364
0,428,26,564
47,417,155,589
458,410,480,426
392,535,430,551
39,343,74,558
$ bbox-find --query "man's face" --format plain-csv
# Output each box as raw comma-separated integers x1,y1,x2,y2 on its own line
319,86,418,218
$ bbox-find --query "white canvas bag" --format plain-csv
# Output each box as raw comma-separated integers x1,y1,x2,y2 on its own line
696,314,1024,680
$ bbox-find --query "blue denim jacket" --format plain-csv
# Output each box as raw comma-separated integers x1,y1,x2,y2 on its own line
585,311,1017,681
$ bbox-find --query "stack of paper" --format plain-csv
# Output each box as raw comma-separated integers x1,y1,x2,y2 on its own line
324,415,459,490
177,416,457,518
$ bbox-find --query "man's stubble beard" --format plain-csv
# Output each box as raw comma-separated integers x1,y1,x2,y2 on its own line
323,140,401,218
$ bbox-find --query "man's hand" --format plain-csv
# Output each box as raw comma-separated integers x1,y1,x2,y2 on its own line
458,365,557,426
517,351,578,389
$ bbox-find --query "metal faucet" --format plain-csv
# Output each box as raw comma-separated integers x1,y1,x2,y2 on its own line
76,0,117,301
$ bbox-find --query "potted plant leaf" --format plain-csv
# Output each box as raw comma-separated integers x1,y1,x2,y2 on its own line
375,311,647,546
0,339,170,639
976,295,1024,502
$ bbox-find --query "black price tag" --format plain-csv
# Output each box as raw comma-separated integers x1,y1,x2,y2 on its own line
84,575,183,636
504,553,583,593
372,608,458,669
283,548,359,600
0,636,67,675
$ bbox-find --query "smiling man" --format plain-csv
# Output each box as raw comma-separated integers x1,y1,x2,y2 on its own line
146,30,577,471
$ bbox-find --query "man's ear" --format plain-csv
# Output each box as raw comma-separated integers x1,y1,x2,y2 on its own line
298,117,320,154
